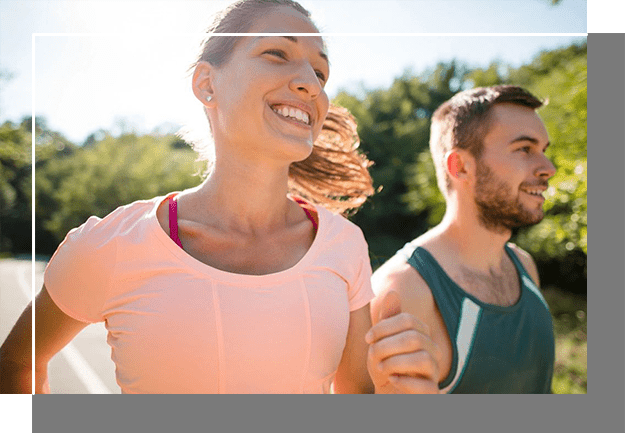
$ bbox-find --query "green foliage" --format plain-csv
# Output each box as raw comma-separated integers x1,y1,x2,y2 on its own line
335,62,467,265
36,131,202,247
404,151,446,226
0,119,32,252
543,288,587,394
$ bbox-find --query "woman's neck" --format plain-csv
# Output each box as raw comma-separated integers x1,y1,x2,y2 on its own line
179,156,300,236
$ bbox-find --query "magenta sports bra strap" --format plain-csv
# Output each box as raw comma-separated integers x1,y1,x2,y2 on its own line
293,197,318,232
168,197,184,249
301,205,318,232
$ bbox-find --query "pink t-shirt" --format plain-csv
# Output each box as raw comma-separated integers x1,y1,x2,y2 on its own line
44,194,374,394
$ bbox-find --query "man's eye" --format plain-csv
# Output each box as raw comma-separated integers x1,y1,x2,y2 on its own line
315,70,326,82
519,146,531,153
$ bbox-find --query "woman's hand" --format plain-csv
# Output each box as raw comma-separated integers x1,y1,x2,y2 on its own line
366,291,442,394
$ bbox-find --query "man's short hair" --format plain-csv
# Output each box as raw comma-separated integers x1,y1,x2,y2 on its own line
429,85,543,197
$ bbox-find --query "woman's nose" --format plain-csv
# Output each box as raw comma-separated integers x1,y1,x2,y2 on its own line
289,64,322,98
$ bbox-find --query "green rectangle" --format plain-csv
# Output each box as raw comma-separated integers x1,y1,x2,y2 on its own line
588,0,625,33
0,394,33,433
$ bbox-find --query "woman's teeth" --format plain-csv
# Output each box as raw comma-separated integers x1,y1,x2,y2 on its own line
272,105,310,125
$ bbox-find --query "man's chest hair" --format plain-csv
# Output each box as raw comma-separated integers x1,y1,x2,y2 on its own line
453,263,521,307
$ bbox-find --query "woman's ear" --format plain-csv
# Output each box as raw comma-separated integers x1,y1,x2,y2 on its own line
192,61,216,106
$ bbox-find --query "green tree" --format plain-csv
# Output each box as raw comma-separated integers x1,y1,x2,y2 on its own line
36,130,203,249
0,119,32,253
334,62,468,266
34,118,79,253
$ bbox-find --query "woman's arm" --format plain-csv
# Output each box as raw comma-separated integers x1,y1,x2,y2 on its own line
0,285,89,394
333,304,375,394
0,302,33,393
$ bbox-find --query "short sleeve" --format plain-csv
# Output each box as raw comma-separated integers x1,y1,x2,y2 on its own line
44,215,118,323
346,228,374,312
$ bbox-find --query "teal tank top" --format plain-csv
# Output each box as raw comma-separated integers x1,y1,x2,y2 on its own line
398,242,555,394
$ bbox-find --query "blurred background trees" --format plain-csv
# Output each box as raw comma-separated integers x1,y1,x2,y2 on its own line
33,127,201,253
0,118,32,253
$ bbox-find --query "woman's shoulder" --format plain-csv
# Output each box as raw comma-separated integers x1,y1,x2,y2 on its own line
44,196,167,323
314,204,366,243
45,195,168,289
60,195,166,251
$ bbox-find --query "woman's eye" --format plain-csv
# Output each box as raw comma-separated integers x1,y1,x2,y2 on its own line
315,70,326,82
264,49,287,59
519,146,531,153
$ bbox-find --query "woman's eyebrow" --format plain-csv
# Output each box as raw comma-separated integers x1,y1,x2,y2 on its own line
255,35,328,65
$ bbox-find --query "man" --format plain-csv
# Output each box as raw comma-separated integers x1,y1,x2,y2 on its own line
371,85,556,393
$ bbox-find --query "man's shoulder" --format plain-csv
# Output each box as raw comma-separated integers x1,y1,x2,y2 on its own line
371,239,438,323
372,254,423,294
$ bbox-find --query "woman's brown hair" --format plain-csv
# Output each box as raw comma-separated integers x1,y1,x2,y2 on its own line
183,0,374,216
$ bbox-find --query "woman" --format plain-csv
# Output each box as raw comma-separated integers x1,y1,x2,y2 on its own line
1,0,440,394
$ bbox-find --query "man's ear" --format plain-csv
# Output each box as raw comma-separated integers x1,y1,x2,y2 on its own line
445,149,471,182
192,61,216,106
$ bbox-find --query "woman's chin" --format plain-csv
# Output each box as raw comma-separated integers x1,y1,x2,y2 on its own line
278,137,315,163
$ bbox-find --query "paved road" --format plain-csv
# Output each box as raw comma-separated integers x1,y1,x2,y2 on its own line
1,259,120,394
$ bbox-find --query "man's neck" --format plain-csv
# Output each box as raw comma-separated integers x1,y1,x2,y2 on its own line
434,207,513,274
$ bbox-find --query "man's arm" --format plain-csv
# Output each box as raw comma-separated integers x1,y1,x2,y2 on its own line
367,257,443,394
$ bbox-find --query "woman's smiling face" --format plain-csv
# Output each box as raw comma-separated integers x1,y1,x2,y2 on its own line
206,6,330,163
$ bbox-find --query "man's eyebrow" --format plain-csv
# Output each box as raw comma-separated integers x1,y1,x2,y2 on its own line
510,135,539,144
510,135,550,149
256,35,328,63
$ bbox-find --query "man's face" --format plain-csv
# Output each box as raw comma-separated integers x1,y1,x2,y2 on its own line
472,103,556,233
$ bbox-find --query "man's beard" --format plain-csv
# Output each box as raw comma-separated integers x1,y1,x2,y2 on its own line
473,159,547,233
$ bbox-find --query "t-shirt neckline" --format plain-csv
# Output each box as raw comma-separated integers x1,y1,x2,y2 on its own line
147,193,326,285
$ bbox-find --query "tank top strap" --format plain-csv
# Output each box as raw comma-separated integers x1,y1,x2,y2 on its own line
503,244,530,279
405,246,469,390
168,195,184,249
405,246,464,335
504,244,550,310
